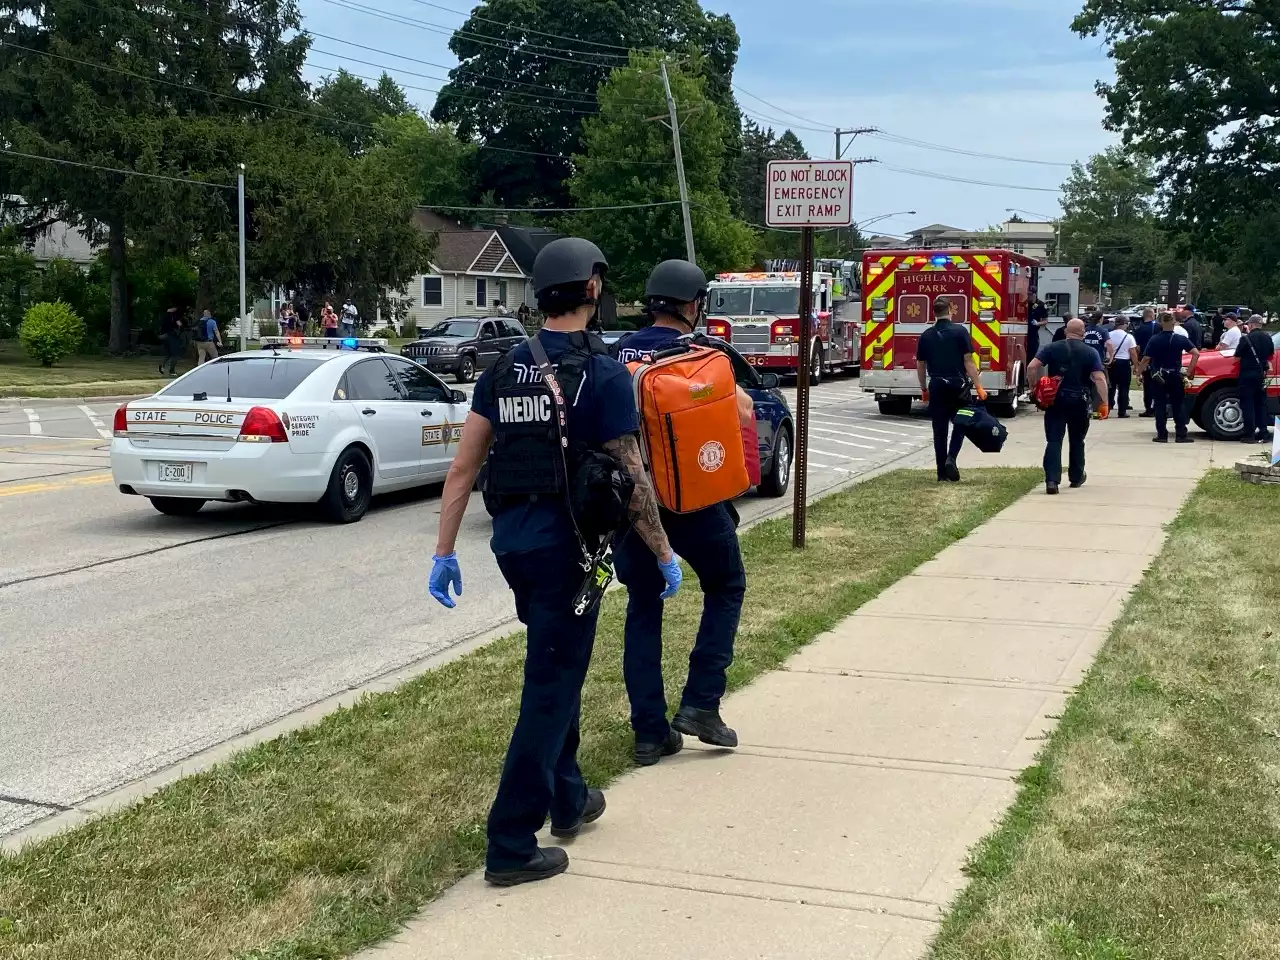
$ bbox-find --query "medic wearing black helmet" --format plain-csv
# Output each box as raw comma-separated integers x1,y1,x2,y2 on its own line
613,259,749,766
429,237,682,887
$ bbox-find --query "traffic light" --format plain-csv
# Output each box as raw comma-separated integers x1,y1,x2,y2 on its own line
1101,282,1110,289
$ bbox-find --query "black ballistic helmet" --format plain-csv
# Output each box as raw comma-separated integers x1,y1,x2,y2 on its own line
645,259,708,324
532,237,609,297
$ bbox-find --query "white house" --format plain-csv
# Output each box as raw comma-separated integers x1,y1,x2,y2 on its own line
406,210,533,330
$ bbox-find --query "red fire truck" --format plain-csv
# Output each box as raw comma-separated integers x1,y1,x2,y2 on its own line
704,270,861,385
859,249,1036,417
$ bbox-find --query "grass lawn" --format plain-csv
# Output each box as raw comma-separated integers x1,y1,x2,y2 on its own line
0,467,1038,960
0,339,181,398
0,337,418,398
930,470,1280,960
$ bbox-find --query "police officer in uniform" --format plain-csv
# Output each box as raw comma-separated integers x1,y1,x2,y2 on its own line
612,260,749,765
916,296,984,482
1133,308,1159,416
428,238,683,886
1136,311,1200,443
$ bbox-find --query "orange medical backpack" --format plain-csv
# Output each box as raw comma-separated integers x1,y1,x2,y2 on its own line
627,344,751,513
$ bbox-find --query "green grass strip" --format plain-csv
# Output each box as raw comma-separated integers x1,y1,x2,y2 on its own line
929,471,1280,960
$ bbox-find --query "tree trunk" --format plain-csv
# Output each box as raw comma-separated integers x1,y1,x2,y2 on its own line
107,218,129,354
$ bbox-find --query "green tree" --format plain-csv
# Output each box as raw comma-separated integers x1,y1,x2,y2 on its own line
567,55,755,300
431,0,741,209
313,69,414,155
737,121,808,228
0,230,39,338
372,113,477,208
0,0,310,352
1057,147,1170,302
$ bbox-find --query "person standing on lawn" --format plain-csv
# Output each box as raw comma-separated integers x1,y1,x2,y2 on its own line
158,306,183,377
1028,318,1109,495
916,296,985,483
194,309,221,365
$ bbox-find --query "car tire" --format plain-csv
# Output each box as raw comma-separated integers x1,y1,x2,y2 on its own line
1202,385,1245,440
149,496,206,517
878,396,912,416
758,424,792,498
319,446,373,523
809,342,823,387
455,354,476,383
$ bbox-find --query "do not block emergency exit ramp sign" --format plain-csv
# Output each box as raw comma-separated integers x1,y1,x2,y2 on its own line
765,160,855,228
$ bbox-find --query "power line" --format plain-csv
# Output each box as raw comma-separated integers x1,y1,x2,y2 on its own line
0,147,234,189
870,130,1073,168
877,162,1063,193
2,39,669,167
400,0,635,54
422,200,686,213
733,85,833,132
321,0,631,69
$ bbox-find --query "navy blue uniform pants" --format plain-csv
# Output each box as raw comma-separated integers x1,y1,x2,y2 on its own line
1152,373,1189,440
487,547,597,871
1141,370,1154,413
615,502,746,744
1239,372,1270,440
928,378,967,476
1043,400,1090,485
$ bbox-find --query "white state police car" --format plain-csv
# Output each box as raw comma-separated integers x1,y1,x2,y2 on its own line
110,338,470,522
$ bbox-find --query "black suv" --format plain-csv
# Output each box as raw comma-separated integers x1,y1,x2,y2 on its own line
402,316,528,383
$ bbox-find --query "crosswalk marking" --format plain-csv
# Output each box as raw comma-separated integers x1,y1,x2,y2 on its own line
22,408,41,435
78,404,112,441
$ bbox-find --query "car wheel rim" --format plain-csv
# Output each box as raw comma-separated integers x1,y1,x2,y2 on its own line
342,465,361,502
778,433,791,486
462,359,473,377
1214,397,1243,435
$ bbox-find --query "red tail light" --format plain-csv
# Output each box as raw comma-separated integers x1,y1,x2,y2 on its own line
771,320,796,343
707,319,731,340
238,406,288,443
113,403,129,436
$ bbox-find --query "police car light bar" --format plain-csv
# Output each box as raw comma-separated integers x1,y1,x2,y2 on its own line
259,336,388,352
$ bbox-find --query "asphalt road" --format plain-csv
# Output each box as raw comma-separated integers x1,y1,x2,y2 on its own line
0,379,933,838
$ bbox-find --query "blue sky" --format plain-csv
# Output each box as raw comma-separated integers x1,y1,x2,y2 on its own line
297,0,1115,234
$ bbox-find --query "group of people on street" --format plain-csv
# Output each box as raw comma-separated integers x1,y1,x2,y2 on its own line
277,297,361,338
157,306,223,376
917,295,1275,497
426,239,748,887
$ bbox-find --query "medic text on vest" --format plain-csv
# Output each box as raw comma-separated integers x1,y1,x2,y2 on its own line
498,395,553,423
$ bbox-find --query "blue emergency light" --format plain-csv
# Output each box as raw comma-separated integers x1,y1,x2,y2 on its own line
931,255,949,267
340,337,359,349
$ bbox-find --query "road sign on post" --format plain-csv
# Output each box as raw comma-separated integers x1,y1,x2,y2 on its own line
765,160,854,549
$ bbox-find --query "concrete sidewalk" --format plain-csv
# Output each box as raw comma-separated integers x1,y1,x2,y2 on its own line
364,412,1223,960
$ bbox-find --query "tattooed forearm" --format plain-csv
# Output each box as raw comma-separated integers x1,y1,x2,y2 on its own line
604,434,673,561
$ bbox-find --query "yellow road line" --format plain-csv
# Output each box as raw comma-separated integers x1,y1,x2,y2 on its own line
0,472,112,498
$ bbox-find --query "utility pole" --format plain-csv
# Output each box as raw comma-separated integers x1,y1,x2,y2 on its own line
238,163,248,352
834,127,876,160
1097,257,1104,307
659,61,696,264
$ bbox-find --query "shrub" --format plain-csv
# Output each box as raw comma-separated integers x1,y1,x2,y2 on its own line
19,300,86,366
371,326,399,340
258,320,279,338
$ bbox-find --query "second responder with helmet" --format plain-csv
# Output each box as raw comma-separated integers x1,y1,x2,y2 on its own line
612,259,750,766
427,237,683,887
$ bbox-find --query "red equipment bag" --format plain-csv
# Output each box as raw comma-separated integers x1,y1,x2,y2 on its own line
1033,374,1063,410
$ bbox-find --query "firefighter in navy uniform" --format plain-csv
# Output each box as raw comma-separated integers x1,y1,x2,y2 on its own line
1136,311,1200,443
612,260,750,766
428,238,683,887
916,296,985,482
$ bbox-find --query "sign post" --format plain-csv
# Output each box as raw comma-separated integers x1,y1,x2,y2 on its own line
765,159,854,549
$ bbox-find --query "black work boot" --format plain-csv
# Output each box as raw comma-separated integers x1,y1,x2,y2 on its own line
635,729,684,767
1046,482,1060,495
944,457,961,482
1069,472,1087,489
550,788,606,839
672,706,738,748
484,847,569,887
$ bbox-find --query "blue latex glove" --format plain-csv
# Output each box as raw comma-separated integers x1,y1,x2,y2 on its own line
429,553,463,608
658,553,683,601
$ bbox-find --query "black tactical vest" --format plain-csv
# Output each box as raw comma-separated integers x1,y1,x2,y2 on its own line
482,332,603,515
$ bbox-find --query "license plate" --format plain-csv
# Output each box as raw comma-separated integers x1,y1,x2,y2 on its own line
159,462,193,483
